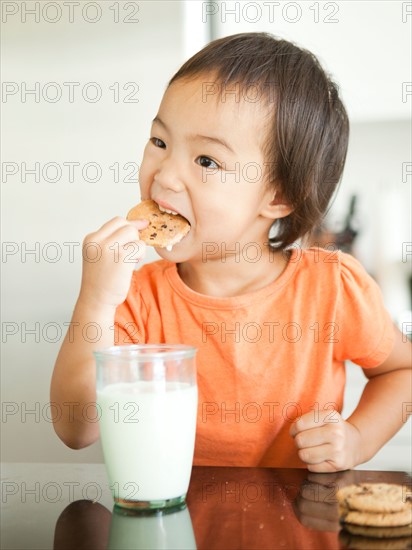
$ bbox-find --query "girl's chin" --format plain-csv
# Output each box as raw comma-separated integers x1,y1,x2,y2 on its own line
154,233,192,260
154,245,188,262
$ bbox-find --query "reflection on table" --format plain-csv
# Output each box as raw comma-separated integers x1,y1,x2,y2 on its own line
51,466,411,550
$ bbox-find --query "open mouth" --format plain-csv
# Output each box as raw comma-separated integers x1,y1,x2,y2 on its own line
158,205,179,215
127,199,191,250
156,202,191,226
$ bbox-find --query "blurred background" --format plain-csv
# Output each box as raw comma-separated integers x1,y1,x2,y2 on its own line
1,1,411,469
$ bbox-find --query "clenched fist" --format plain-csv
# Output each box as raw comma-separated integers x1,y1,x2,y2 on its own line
290,409,362,473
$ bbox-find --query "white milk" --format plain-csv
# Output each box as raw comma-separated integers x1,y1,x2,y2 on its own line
97,381,198,502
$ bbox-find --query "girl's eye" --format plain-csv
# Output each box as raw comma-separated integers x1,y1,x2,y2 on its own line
196,156,219,169
150,137,166,148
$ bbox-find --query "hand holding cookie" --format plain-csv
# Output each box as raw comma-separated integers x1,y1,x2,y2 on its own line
79,217,149,309
290,409,362,473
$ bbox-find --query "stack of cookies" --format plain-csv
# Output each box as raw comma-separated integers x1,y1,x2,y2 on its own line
337,483,411,549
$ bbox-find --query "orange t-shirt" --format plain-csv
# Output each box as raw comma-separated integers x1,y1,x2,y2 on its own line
114,248,395,468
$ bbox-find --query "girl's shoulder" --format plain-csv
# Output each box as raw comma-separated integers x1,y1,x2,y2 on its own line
293,246,372,287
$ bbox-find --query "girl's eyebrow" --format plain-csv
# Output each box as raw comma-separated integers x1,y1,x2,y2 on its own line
152,116,166,128
191,134,235,154
152,116,234,154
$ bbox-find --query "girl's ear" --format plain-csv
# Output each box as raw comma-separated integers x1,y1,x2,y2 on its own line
260,190,294,220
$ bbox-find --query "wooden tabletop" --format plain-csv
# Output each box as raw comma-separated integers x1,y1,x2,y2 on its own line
1,463,411,549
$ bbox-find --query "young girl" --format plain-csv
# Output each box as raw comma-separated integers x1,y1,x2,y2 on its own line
51,33,411,472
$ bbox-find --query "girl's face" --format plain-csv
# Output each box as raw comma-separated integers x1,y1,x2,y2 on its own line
139,75,289,263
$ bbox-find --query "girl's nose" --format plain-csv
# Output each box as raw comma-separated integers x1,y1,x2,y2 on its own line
154,157,186,193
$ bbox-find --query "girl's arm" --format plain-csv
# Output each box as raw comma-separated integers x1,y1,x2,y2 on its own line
346,326,412,465
50,217,148,449
290,326,412,472
51,298,117,449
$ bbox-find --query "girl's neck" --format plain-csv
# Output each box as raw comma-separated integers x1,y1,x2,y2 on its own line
177,247,289,297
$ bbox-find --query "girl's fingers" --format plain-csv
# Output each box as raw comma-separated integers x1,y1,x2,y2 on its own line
290,409,341,437
298,443,334,465
294,425,331,450
89,217,149,242
307,461,340,474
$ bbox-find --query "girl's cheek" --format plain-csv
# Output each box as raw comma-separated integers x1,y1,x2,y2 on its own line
138,176,151,198
138,160,153,196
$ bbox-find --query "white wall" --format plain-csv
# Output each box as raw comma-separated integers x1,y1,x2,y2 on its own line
329,120,411,319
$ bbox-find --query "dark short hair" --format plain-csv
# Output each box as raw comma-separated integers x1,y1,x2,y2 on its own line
168,32,349,249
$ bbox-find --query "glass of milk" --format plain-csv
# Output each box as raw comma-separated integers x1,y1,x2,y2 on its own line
94,345,198,511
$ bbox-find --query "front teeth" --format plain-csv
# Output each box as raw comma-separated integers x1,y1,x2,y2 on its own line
158,205,178,215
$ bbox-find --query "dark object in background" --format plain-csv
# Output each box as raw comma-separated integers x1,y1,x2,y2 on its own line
311,195,359,254
334,195,359,253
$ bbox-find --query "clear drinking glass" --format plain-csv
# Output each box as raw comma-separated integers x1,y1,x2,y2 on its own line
94,344,198,511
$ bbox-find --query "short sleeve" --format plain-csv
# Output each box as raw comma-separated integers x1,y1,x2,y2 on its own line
113,274,148,345
334,252,395,368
